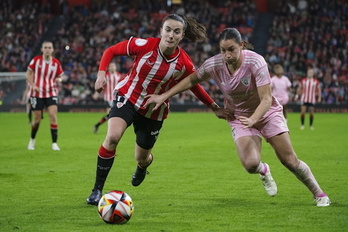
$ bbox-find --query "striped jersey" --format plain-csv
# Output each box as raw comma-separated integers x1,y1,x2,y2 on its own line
99,37,213,120
196,50,282,119
103,72,123,102
28,55,64,98
299,77,320,104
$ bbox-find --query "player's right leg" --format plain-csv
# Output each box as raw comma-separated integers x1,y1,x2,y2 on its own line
28,97,43,150
235,135,278,197
86,117,128,205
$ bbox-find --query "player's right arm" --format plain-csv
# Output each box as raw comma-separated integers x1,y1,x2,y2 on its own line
26,69,40,92
145,71,202,110
95,41,129,93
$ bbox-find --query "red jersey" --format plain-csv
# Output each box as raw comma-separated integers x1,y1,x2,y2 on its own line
103,71,123,102
28,55,64,98
99,37,214,120
299,77,320,104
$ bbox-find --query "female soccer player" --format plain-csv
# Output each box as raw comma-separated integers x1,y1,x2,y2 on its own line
26,41,64,151
295,65,321,130
86,14,228,205
145,28,330,207
271,64,292,120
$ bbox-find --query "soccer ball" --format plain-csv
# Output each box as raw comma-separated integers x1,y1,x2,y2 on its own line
97,190,134,224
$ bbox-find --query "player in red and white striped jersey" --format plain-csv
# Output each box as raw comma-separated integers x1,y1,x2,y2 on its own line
295,66,321,130
87,14,230,205
26,41,64,151
93,62,123,133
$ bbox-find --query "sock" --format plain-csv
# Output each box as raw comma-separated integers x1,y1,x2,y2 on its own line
300,114,305,126
95,115,108,127
31,123,39,139
28,108,32,123
94,145,116,190
292,161,324,197
309,114,314,126
51,124,58,143
255,162,267,175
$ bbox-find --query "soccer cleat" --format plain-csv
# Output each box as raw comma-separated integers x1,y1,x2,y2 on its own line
131,166,150,187
260,163,277,196
93,125,98,134
28,138,35,150
300,125,305,130
86,189,102,205
310,126,315,130
315,195,331,207
52,143,60,151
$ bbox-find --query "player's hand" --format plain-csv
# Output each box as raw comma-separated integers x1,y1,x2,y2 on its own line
95,77,106,93
237,116,256,128
144,94,167,111
212,108,235,121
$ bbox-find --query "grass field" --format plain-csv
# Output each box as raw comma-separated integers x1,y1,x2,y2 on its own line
0,112,347,232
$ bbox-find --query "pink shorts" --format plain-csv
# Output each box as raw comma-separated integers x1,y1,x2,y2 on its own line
228,111,289,142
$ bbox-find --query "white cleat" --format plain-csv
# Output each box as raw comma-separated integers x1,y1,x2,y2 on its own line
300,125,305,130
52,143,60,151
315,195,331,207
260,163,277,196
28,139,35,150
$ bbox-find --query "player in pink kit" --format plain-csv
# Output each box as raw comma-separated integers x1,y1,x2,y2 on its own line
86,14,227,205
145,28,330,206
271,64,292,120
93,62,123,133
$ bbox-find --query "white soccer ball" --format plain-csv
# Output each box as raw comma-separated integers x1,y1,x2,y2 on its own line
97,190,134,224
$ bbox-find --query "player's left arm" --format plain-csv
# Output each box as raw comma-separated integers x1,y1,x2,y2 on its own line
316,81,322,103
238,84,272,128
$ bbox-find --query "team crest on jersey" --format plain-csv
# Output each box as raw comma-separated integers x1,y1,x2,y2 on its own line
116,102,124,108
241,77,250,86
135,38,147,46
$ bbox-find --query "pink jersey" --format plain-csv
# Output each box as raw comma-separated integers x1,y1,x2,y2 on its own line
196,50,282,120
271,75,291,105
103,72,123,102
113,37,199,120
28,55,64,98
299,77,320,104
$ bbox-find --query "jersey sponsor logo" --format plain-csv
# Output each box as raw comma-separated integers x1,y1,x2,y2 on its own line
135,38,148,46
241,77,250,86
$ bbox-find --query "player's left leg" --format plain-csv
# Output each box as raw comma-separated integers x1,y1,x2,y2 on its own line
268,132,330,206
47,97,59,150
309,106,315,130
131,114,163,187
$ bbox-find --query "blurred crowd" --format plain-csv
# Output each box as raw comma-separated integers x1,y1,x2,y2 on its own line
1,0,347,105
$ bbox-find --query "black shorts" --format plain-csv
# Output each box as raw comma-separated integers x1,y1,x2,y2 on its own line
109,95,163,150
30,97,58,110
302,102,315,107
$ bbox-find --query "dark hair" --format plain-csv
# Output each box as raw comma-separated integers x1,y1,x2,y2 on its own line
161,14,207,43
218,28,254,50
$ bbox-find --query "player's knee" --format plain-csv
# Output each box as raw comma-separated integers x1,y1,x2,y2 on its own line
243,160,260,174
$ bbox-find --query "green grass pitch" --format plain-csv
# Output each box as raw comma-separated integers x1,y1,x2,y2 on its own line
0,112,347,232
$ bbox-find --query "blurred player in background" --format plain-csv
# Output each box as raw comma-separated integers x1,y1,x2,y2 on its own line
145,28,330,207
86,14,228,205
271,64,292,121
22,82,32,124
26,41,64,151
93,62,122,133
295,65,321,130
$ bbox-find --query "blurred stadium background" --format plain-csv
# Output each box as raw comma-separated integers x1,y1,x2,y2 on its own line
0,0,347,112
